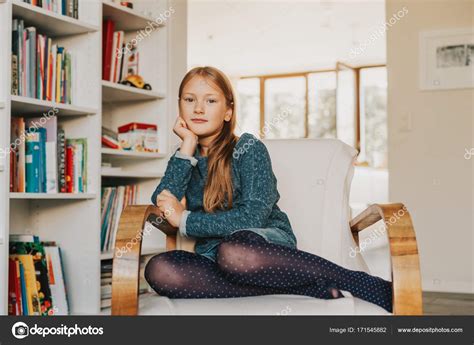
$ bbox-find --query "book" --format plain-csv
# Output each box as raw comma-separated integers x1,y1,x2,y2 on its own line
11,20,73,103
9,255,41,315
8,259,21,315
43,244,69,315
10,240,54,316
20,0,79,19
100,185,138,252
66,138,87,193
57,127,66,193
25,130,40,193
102,19,115,81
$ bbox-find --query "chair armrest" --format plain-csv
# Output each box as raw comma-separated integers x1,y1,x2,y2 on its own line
112,198,186,315
350,203,423,315
111,205,157,315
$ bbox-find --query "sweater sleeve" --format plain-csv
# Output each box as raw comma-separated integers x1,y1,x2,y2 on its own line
182,138,278,238
150,148,196,205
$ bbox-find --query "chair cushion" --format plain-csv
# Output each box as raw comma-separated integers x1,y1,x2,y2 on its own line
134,293,391,315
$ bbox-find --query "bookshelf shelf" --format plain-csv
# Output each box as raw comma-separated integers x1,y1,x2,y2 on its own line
10,192,97,200
100,246,165,260
101,168,164,178
102,1,163,32
102,80,165,102
11,95,98,116
1,0,181,316
101,148,166,159
11,0,99,37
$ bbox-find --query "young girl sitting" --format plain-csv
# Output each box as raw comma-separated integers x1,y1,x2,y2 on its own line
145,66,393,313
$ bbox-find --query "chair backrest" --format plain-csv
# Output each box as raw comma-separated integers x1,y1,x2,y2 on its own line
262,138,370,273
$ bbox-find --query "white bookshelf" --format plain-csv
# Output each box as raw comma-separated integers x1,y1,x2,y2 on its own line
11,0,99,36
10,192,97,199
102,80,165,102
101,147,166,159
0,0,183,315
101,167,164,179
11,95,98,116
102,1,161,31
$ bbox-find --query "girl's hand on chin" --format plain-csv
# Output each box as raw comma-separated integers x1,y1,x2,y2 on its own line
173,115,198,143
156,189,185,228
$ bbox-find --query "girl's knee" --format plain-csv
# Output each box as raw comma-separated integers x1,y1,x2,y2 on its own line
216,240,260,275
144,251,185,290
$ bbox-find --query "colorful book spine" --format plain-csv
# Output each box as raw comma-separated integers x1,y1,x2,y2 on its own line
25,131,40,193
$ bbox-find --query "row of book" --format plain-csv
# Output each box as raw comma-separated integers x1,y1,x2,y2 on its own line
20,0,79,19
100,185,138,253
9,234,69,315
102,19,139,83
10,116,88,193
12,19,73,104
100,256,150,309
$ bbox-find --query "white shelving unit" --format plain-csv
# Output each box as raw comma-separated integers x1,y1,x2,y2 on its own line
11,95,98,116
101,147,166,159
0,0,185,315
102,80,166,102
11,0,99,36
10,192,97,199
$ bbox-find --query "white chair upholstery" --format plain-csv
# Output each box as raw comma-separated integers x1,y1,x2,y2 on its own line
140,138,392,315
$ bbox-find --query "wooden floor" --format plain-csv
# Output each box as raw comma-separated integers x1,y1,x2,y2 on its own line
423,291,474,315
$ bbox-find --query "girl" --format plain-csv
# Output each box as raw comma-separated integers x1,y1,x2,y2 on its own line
145,66,393,313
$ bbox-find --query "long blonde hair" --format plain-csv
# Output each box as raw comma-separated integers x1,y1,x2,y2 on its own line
178,66,238,213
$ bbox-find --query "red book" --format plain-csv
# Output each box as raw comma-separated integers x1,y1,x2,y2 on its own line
102,19,115,81
8,259,21,316
65,145,74,193
118,122,158,133
10,149,15,192
101,136,120,149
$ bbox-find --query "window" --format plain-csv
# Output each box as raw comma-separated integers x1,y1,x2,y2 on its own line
308,72,337,139
236,78,260,136
236,65,387,168
359,67,387,168
264,77,305,138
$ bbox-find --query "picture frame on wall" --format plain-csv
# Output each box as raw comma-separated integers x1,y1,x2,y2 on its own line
419,28,474,90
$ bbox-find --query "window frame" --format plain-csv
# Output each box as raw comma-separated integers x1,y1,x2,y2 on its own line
239,63,387,151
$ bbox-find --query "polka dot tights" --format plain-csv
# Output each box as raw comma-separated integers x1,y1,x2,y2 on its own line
144,230,393,313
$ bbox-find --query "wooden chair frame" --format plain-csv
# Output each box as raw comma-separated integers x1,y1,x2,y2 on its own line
111,202,423,316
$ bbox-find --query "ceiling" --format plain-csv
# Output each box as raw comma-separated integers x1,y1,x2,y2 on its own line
188,0,387,77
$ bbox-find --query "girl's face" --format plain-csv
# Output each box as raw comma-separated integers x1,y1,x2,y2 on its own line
179,75,232,137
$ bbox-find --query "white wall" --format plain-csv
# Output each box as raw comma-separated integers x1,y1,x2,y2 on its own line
386,0,473,293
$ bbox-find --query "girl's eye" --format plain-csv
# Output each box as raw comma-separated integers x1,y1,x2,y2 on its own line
207,99,217,104
184,97,195,102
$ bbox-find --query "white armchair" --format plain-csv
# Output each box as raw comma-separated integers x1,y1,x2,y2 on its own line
111,138,423,315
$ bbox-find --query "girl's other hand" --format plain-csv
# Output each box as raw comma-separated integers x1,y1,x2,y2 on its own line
156,189,185,228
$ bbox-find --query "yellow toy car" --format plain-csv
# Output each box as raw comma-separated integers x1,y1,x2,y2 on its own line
120,75,152,90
